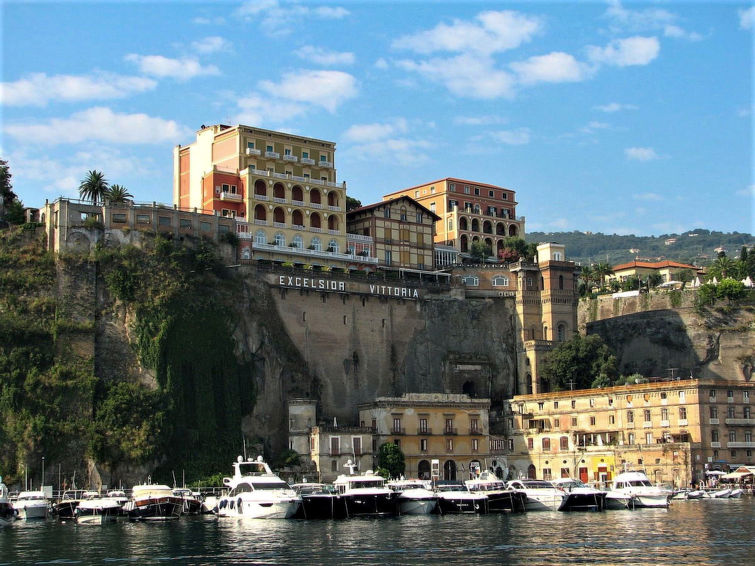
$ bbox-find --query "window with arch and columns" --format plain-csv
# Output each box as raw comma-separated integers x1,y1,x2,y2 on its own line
255,230,266,245
274,232,285,247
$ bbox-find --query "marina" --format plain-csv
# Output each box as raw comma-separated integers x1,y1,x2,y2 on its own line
0,498,752,564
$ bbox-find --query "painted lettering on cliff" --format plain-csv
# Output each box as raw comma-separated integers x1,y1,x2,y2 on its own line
369,284,419,299
276,275,419,299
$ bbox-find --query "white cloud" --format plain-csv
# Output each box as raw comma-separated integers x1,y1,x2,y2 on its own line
124,54,219,80
595,102,638,113
342,119,408,143
633,192,664,201
587,36,660,67
295,45,355,66
739,7,755,29
0,72,156,107
4,107,191,145
191,36,232,54
392,10,541,55
735,184,755,197
625,147,660,161
236,1,349,37
397,54,516,99
193,16,226,25
454,115,508,126
374,58,389,70
258,70,357,112
490,128,531,145
580,121,610,134
604,0,675,31
663,25,703,41
232,93,308,125
510,52,591,85
344,137,433,167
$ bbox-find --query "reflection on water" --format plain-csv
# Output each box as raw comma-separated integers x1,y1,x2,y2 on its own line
1,499,753,565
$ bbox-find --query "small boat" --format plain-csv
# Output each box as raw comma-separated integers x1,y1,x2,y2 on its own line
291,482,344,519
332,468,395,517
507,479,566,511
604,470,671,509
172,488,203,515
0,476,17,526
124,483,183,521
550,478,606,511
434,481,488,514
387,479,438,515
54,490,97,520
13,491,49,520
710,488,732,498
465,472,526,513
75,497,123,525
685,490,705,500
216,456,301,519
728,488,743,498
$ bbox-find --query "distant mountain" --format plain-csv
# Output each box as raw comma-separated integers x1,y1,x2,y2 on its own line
525,229,754,267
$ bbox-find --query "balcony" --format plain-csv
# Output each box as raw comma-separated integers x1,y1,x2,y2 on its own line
220,191,242,201
643,422,652,428
246,147,261,156
283,154,298,162
725,418,755,426
660,420,670,427
292,199,305,206
391,428,405,435
678,419,688,426
328,205,341,212
710,442,721,448
310,203,323,209
273,197,287,204
469,428,483,435
253,219,269,226
250,241,379,264
417,428,432,435
444,428,458,435
347,233,373,243
709,418,719,425
247,168,345,190
319,160,333,168
254,194,269,201
273,222,286,229
301,157,315,165
265,151,280,159
727,441,755,448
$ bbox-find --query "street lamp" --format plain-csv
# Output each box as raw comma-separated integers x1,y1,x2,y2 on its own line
41,456,45,490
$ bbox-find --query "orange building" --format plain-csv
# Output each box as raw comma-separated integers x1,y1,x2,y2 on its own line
383,178,525,258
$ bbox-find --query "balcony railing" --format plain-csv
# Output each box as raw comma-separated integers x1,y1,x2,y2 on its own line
220,191,243,201
253,219,268,225
273,222,286,228
710,441,721,448
347,233,373,243
709,418,719,425
246,148,261,156
273,197,286,203
417,428,432,435
247,168,345,190
391,428,405,435
725,418,755,426
254,193,269,201
310,203,323,209
291,199,305,206
319,160,333,168
444,428,458,435
250,241,379,264
727,441,755,448
265,151,280,159
328,205,341,211
660,420,670,428
678,419,688,426
301,157,315,165
283,154,298,162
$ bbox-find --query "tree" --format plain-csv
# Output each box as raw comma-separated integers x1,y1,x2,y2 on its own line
708,256,736,281
498,236,529,262
540,334,619,391
470,240,492,262
646,272,662,289
0,158,17,202
3,199,25,224
105,184,133,204
377,442,405,479
677,269,695,288
346,196,362,211
592,262,614,289
716,278,746,302
78,170,109,204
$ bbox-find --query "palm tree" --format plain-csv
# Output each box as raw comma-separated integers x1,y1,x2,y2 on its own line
106,184,133,204
78,170,109,204
593,262,614,288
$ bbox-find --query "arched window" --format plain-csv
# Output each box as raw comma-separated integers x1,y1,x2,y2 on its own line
327,191,338,207
417,460,431,481
291,185,304,203
310,237,321,251
496,222,505,236
459,217,468,231
543,325,548,339
527,464,537,479
274,232,285,247
443,460,457,481
471,219,480,232
483,220,492,234
254,179,267,196
460,234,468,252
273,207,285,224
292,235,303,248
255,230,266,245
557,323,566,342
254,204,266,221
292,209,304,227
509,225,518,237
328,215,339,231
311,212,321,229
461,275,479,286
492,275,509,286
310,189,321,204
273,182,285,199
327,239,338,253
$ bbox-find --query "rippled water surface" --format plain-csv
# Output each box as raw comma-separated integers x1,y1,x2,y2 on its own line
1,498,753,565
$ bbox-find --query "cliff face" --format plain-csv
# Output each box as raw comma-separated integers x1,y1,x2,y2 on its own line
581,293,755,382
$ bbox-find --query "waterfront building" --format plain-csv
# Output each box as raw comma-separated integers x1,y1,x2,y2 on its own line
174,124,377,270
346,196,439,272
358,393,491,481
383,177,525,258
503,378,754,486
607,260,701,286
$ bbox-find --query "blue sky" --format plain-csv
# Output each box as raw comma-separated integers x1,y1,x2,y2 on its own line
2,0,753,236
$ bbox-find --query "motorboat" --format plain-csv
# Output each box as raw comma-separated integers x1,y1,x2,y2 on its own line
124,483,183,521
75,497,123,524
728,488,743,498
434,481,489,514
387,479,438,515
13,491,49,520
709,488,732,498
216,456,301,519
332,468,395,517
0,476,16,526
507,479,566,511
291,482,344,519
172,488,203,515
684,489,705,500
550,478,606,511
465,472,527,513
54,490,97,520
605,471,671,509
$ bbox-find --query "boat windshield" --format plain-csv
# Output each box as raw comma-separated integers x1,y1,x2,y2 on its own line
628,480,652,487
515,481,554,489
468,482,505,491
347,480,384,489
250,481,290,490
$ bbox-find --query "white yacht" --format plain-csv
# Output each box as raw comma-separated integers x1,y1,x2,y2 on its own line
75,497,123,524
216,456,300,519
605,470,671,509
507,479,566,511
124,484,183,521
550,478,606,511
0,476,16,526
387,479,437,515
465,472,527,513
332,468,395,517
13,491,49,520
434,481,489,514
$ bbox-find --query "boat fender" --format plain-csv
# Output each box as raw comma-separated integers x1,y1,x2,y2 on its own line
237,497,243,512
219,499,227,509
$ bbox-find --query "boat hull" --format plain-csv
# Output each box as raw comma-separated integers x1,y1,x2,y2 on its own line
633,494,670,508
16,503,48,520
522,493,564,511
485,491,527,513
126,497,183,521
75,508,120,525
396,496,437,515
0,503,16,526
437,494,488,514
217,496,300,519
341,493,395,517
560,491,607,511
297,494,346,520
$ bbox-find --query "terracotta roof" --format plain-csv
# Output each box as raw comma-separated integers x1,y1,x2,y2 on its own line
383,177,511,198
612,260,698,271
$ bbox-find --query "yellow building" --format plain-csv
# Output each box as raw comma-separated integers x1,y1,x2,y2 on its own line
358,393,490,481
504,378,754,487
174,124,376,270
346,196,439,272
608,260,701,286
384,177,525,257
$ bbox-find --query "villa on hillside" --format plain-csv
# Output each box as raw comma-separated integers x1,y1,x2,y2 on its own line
607,260,703,286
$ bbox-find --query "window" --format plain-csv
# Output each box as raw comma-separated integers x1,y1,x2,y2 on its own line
661,408,669,421
728,406,735,418
461,276,479,286
302,151,309,159
136,214,150,224
159,216,171,226
645,432,653,444
284,148,292,156
416,212,423,223
385,250,392,266
554,401,559,409
538,402,544,411
542,438,551,451
419,418,428,433
508,439,514,451
609,415,615,425
727,390,734,400
400,207,407,221
331,460,338,472
112,213,127,223
711,429,719,442
744,406,751,418
644,410,651,422
492,275,510,286
679,407,687,419
420,438,428,452
200,221,211,232
571,400,576,409
274,233,285,247
744,391,750,402
502,193,508,200
710,406,718,419
446,438,454,451
472,438,479,452
445,418,454,434
729,430,736,442
320,154,327,162
628,433,635,444
627,410,634,423
745,431,752,442
266,144,273,152
330,437,340,455
328,239,338,253
247,141,255,149
353,437,362,456
590,416,596,426
554,418,560,428
560,436,568,450
255,230,266,244
383,207,391,218
571,417,577,426
679,391,686,403
470,418,479,433
710,389,716,399
393,417,402,434
589,398,595,407
660,392,667,400
430,202,436,213
527,438,534,450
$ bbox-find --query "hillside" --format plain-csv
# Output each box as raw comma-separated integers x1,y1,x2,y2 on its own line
525,229,754,266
